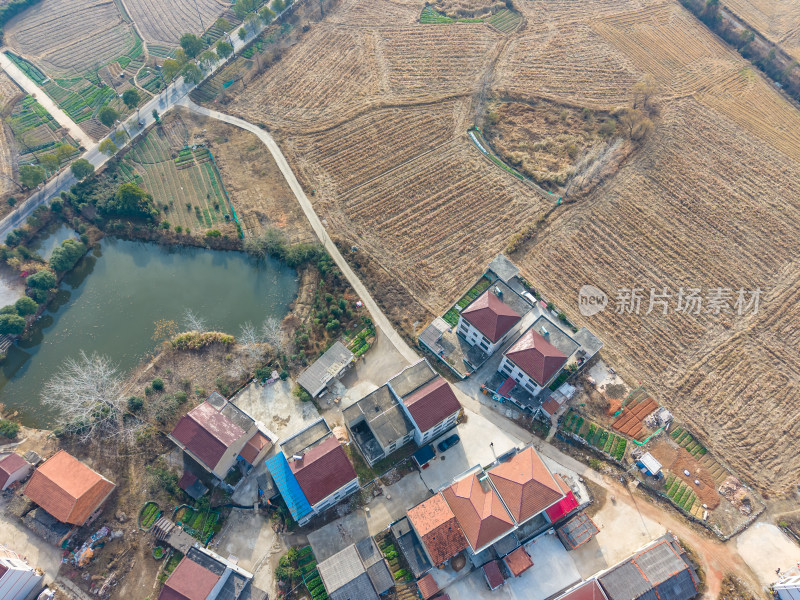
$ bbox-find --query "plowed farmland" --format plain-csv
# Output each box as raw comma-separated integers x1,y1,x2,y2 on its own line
124,0,227,46
214,0,800,493
720,0,800,61
5,0,136,76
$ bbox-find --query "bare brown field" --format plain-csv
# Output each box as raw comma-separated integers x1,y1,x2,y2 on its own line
721,0,800,61
221,0,800,493
5,0,135,76
125,0,227,46
0,71,19,199
433,0,505,19
514,97,800,493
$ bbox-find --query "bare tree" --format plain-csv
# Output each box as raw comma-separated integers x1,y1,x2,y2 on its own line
261,316,283,349
239,321,263,359
42,351,136,444
632,74,658,113
182,309,207,332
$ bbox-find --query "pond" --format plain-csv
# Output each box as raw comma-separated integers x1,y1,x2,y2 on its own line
0,237,298,427
28,222,78,261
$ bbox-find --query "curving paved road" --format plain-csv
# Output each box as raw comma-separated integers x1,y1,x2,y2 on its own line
179,97,420,365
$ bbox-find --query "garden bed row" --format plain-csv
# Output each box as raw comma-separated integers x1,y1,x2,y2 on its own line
563,411,627,460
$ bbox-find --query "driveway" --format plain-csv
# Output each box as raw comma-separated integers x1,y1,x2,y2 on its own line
736,522,800,587
307,472,430,562
418,409,524,492
211,508,285,598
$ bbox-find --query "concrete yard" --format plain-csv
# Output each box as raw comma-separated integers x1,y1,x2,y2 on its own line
444,532,581,600
419,409,524,492
568,484,666,578
307,471,430,562
232,379,321,442
0,498,63,587
211,508,285,598
736,522,800,587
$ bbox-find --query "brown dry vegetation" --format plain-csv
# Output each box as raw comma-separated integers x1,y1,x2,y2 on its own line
214,0,800,495
176,109,315,243
432,0,506,19
483,99,631,192
0,70,21,203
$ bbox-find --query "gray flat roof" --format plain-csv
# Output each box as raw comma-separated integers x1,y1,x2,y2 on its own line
329,572,379,600
419,317,449,351
388,360,437,398
574,327,604,358
281,419,331,458
488,254,520,284
390,517,432,578
297,341,354,395
318,545,368,594
356,537,394,594
529,316,580,359
343,385,413,449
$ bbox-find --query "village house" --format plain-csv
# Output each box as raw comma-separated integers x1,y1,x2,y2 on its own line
456,286,523,357
316,538,393,600
387,359,462,446
266,419,359,526
158,546,267,600
297,340,354,398
0,544,44,600
169,392,276,481
23,450,115,529
343,384,414,466
597,534,699,600
0,453,32,491
405,444,580,563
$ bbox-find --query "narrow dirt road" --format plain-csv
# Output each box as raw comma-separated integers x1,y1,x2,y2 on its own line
179,98,420,365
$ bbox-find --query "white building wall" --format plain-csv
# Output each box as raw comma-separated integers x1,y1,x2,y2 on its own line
457,317,506,356
299,477,361,524
0,557,43,600
416,412,459,446
0,464,31,491
498,356,543,395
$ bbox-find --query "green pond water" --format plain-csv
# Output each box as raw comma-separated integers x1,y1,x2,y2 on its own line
0,236,298,427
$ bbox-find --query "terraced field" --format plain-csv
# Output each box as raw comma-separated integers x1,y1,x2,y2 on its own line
720,0,800,61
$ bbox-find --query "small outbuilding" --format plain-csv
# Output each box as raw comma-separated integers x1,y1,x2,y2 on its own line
636,452,662,477
0,453,31,491
297,341,354,397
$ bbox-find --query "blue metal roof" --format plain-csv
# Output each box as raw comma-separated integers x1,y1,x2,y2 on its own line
412,444,435,467
265,453,313,521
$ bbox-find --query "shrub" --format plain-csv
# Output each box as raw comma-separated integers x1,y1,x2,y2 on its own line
127,396,144,411
0,313,25,335
0,419,20,439
152,377,164,391
26,270,56,290
293,386,312,402
205,229,222,238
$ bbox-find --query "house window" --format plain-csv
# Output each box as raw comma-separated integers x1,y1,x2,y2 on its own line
501,362,512,376
526,382,537,392
479,341,489,351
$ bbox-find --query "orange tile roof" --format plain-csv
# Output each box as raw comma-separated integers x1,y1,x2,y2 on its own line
504,546,534,577
488,446,565,524
417,574,439,600
441,472,514,552
24,450,115,525
159,555,220,600
407,494,468,565
462,290,521,343
239,431,271,465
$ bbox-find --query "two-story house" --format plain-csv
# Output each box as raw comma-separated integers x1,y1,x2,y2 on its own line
457,288,522,356
169,392,276,481
388,359,462,446
266,419,360,526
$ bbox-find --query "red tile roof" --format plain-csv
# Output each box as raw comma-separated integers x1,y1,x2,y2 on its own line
0,453,29,488
417,573,440,600
541,398,561,417
402,377,461,433
289,436,357,506
24,451,115,525
178,471,197,491
407,494,468,565
441,472,515,552
239,431,271,465
488,446,565,524
504,546,534,577
159,555,220,600
483,560,505,589
545,485,579,523
461,290,521,343
505,328,568,386
171,402,245,470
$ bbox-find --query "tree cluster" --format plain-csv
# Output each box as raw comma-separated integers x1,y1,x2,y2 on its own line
98,182,159,220
49,238,86,272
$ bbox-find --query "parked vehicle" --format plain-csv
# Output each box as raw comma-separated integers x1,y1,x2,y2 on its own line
437,434,460,453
